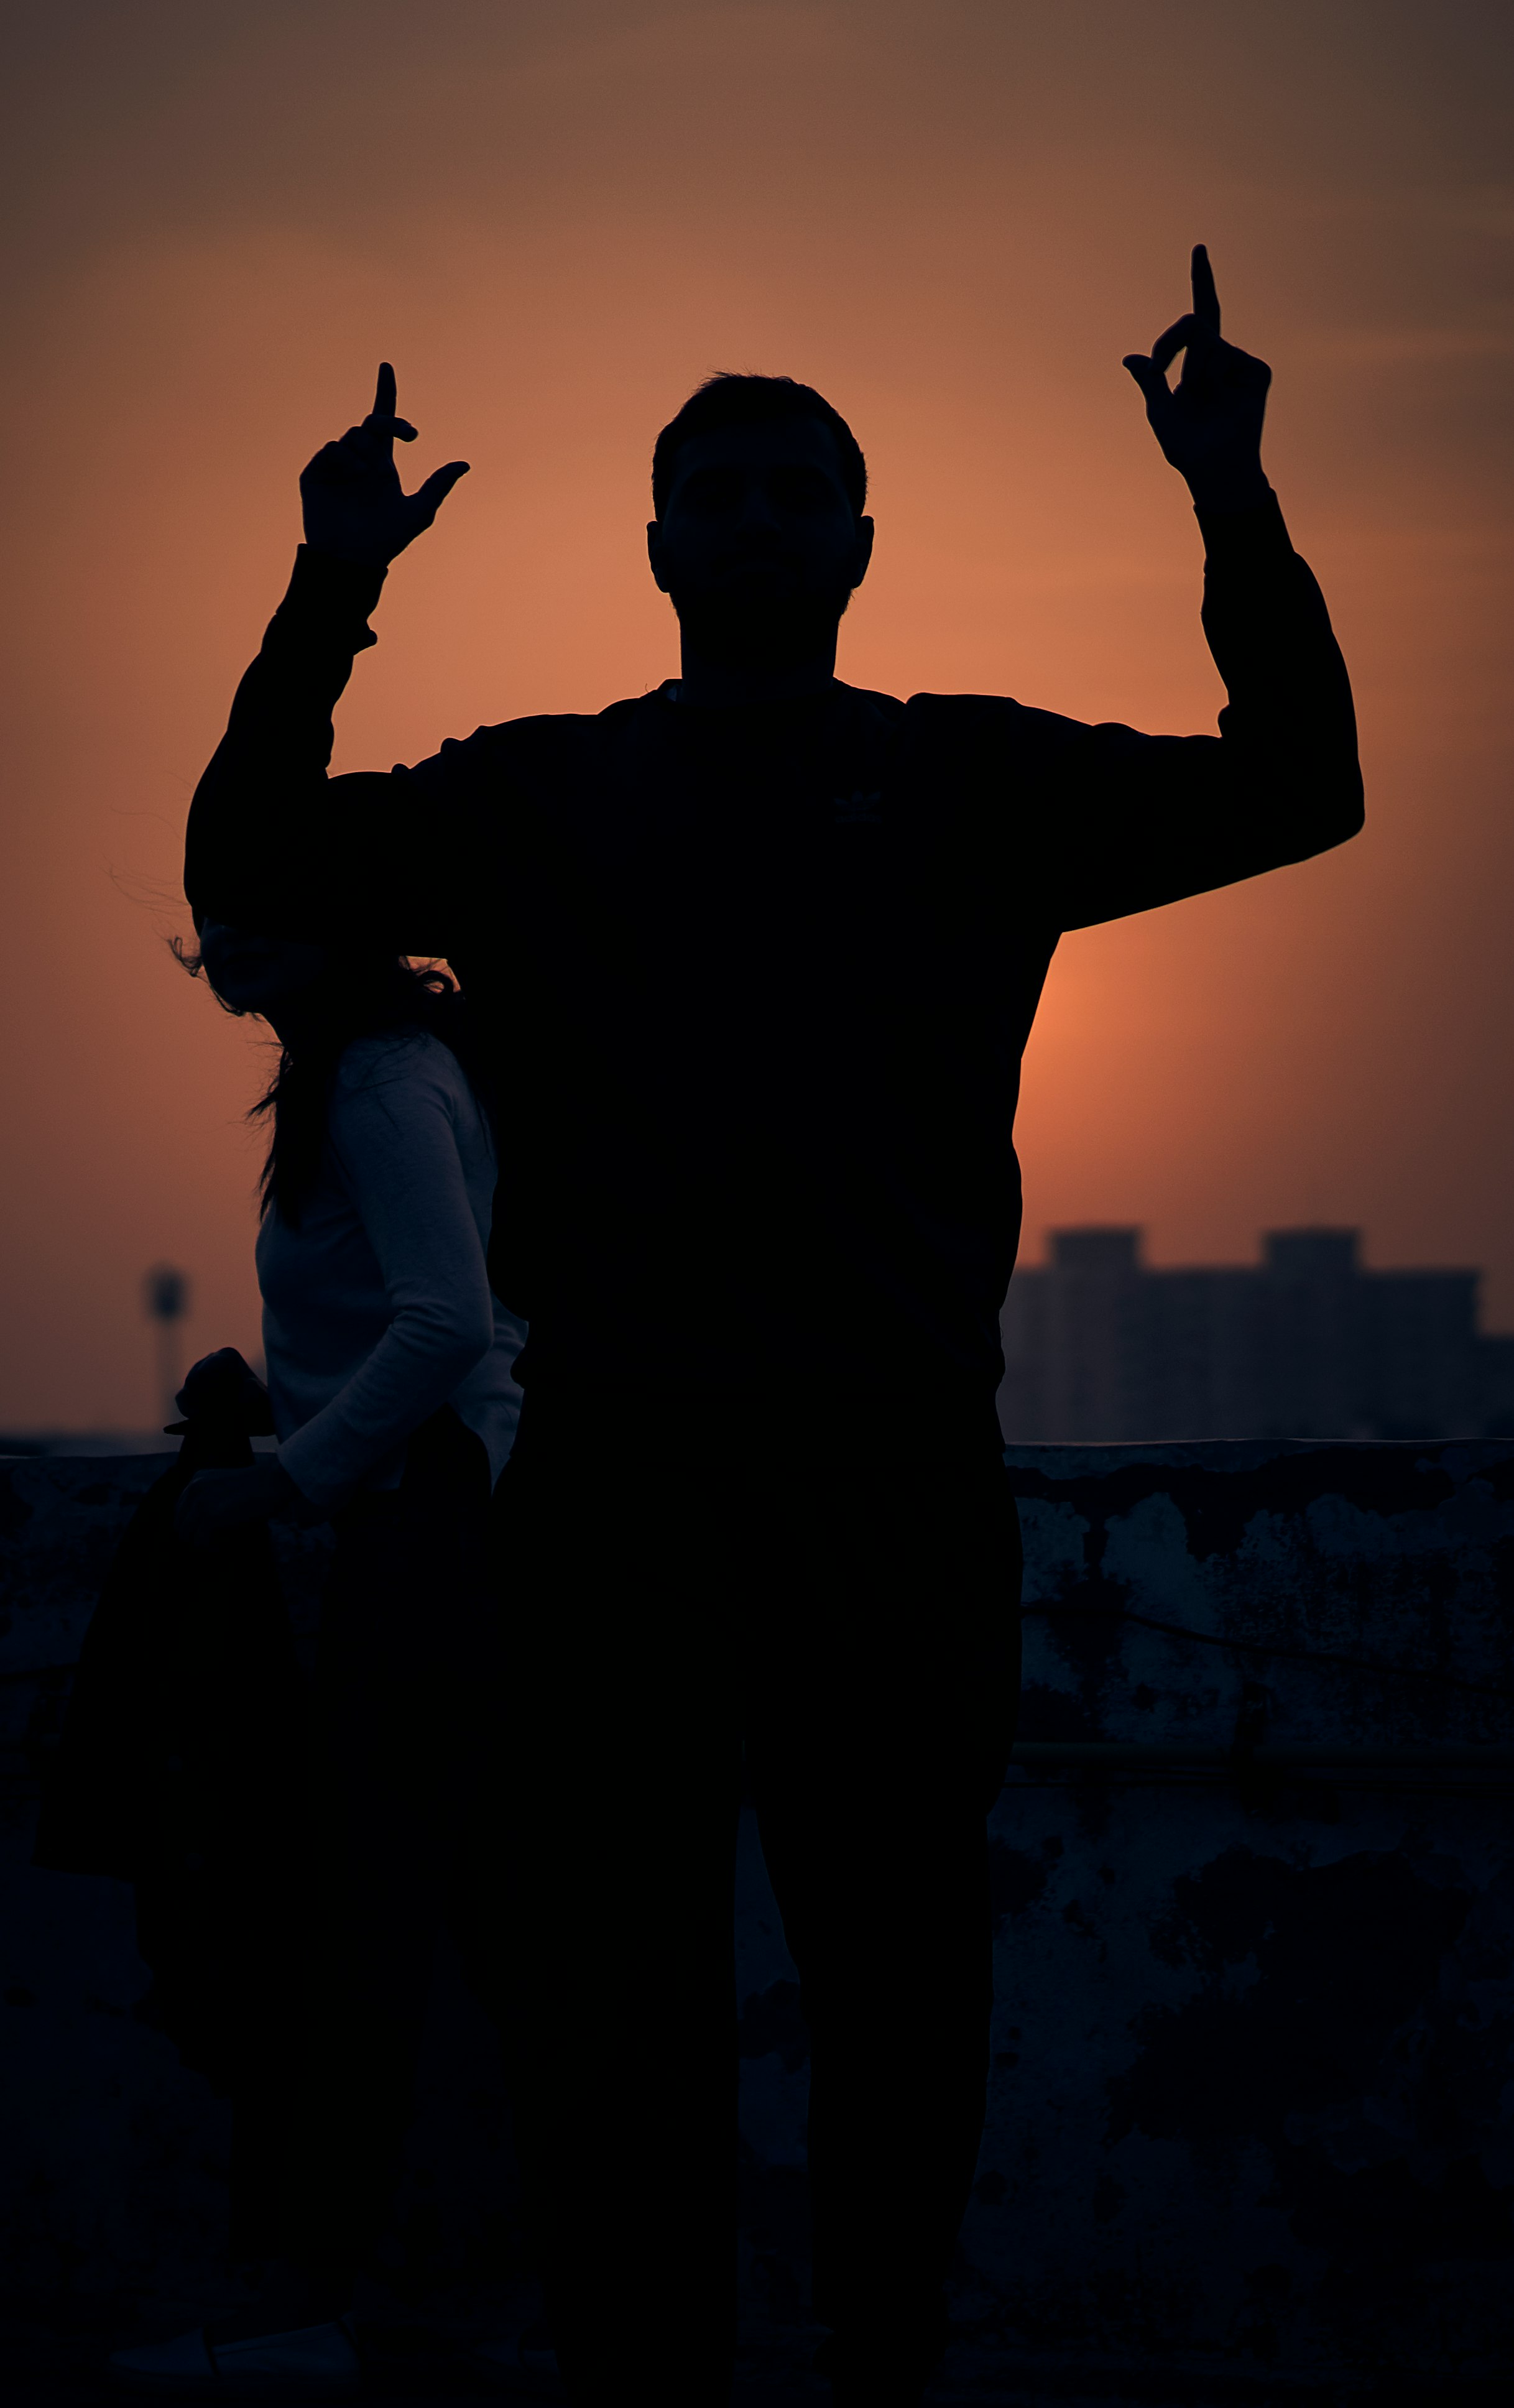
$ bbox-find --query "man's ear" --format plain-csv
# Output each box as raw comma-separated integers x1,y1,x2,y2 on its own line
647,520,670,594
852,515,875,589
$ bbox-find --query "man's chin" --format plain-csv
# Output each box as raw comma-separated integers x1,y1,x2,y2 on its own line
669,585,851,673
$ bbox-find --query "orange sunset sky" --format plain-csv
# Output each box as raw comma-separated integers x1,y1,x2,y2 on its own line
2,0,1512,1431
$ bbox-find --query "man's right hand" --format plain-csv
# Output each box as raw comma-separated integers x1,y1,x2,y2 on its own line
298,362,469,568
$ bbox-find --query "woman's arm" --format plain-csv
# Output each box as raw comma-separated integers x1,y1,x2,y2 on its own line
175,1045,496,1543
275,1044,497,1514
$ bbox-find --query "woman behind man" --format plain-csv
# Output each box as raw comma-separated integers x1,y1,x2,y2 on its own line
112,921,524,2391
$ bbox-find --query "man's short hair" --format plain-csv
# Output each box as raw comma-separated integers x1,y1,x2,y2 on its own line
652,374,867,522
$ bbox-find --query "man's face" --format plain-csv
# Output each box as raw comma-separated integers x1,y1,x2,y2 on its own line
647,417,874,671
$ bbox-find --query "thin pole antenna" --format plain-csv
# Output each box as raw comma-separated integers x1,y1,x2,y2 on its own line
142,1265,191,1431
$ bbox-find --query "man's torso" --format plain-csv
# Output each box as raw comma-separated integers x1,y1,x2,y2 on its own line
441,682,1057,1432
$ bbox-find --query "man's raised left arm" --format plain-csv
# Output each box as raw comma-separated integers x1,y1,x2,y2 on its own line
1006,246,1363,929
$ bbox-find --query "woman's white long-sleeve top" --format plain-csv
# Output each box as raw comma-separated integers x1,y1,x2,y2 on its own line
254,1030,524,1512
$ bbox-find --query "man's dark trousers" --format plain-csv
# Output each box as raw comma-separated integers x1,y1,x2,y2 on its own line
487,1416,1022,2406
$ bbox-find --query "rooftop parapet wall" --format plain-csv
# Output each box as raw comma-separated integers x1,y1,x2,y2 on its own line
3,1445,1513,2393
1006,1437,1514,1756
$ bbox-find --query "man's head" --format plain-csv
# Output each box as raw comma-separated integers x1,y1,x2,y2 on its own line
647,374,874,675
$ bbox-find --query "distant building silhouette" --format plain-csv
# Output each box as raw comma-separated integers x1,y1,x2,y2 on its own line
1000,1227,1514,1442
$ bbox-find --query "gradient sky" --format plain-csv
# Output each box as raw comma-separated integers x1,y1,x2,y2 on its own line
2,0,1512,1429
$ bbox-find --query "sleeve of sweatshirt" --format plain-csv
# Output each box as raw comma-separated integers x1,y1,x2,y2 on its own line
184,546,503,954
275,1045,497,1511
969,492,1364,929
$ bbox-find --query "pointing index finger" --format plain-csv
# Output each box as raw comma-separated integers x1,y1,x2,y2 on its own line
1191,244,1221,339
365,362,399,461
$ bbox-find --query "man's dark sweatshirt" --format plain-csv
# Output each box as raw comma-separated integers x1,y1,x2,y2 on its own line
186,494,1362,1449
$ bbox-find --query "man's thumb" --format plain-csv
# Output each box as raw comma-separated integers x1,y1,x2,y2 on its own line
1122,354,1164,405
417,459,471,519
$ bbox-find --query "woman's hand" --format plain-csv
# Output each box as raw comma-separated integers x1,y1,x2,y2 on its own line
299,362,470,568
1122,245,1272,513
174,1459,315,1547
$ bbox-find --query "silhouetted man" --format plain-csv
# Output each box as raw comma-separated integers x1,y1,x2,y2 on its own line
186,249,1362,2408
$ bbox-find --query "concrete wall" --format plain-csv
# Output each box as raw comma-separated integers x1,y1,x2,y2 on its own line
3,1443,1513,2394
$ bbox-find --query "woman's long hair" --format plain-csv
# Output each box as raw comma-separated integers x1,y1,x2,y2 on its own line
175,944,493,1225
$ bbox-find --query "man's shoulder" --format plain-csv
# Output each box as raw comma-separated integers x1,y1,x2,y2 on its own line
836,682,1030,726
837,686,1040,772
460,686,1029,732
422,689,668,775
427,686,1051,793
900,690,1106,783
897,688,1028,722
462,689,669,740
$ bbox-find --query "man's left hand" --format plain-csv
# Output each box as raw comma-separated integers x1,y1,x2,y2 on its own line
175,1459,314,1547
1124,245,1272,512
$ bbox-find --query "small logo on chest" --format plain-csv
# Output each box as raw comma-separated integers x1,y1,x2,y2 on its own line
833,788,884,826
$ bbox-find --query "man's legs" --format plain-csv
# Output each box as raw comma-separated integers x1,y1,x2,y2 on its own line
745,1452,1021,2401
486,1444,742,2408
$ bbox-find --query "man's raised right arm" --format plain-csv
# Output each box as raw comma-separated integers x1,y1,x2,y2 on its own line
185,364,473,951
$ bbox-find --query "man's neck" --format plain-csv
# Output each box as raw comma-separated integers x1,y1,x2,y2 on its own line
673,640,839,710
